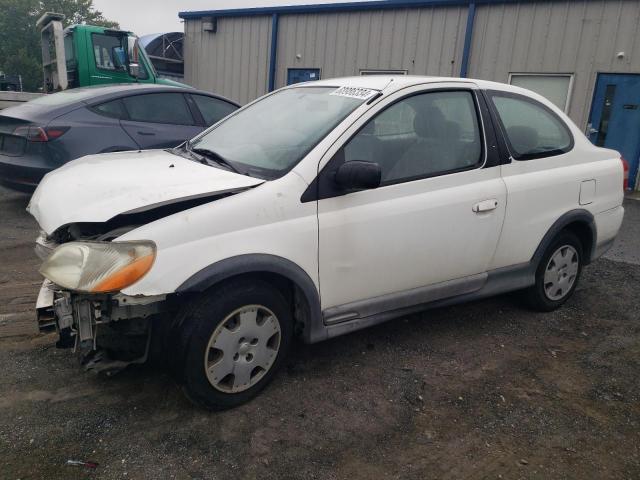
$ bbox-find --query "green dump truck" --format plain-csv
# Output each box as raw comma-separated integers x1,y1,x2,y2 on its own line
37,12,186,92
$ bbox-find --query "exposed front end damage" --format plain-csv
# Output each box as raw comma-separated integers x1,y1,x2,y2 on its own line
27,149,268,376
32,214,177,374
37,279,167,375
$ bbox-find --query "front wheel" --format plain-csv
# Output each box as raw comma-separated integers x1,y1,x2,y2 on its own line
177,279,293,410
524,231,583,312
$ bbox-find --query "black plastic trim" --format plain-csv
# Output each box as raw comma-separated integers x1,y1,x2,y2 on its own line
176,254,323,342
478,89,512,165
530,209,596,265
320,262,534,341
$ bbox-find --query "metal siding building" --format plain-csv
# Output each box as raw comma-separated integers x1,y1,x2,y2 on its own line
181,0,640,185
184,16,273,104
467,0,640,131
180,0,640,126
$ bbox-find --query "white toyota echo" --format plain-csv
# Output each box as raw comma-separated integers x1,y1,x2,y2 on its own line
30,76,625,409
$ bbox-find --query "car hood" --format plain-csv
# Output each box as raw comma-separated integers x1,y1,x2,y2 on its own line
28,149,264,235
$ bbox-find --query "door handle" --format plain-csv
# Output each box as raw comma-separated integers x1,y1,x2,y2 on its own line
473,199,498,213
137,131,155,136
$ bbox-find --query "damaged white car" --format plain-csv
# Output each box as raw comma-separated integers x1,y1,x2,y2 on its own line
30,76,624,409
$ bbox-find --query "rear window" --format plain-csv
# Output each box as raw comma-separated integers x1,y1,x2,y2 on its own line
122,93,194,125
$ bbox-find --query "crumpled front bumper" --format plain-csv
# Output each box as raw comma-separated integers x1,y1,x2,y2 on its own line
35,280,109,349
35,280,56,333
35,280,166,371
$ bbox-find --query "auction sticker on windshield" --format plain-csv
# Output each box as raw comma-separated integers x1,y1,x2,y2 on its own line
330,86,378,100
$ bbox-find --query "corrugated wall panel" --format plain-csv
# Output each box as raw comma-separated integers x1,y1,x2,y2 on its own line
183,16,271,104
275,6,467,88
468,0,640,128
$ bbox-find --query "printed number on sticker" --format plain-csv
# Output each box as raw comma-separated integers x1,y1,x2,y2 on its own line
330,86,377,100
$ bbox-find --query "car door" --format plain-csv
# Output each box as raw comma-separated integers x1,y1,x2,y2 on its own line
315,84,507,322
120,92,203,149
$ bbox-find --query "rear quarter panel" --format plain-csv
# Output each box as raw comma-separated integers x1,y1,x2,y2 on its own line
492,146,623,269
49,107,139,164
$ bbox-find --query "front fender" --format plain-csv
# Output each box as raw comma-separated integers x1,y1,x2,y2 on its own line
176,254,324,343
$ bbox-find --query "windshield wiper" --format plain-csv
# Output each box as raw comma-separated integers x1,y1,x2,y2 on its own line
191,147,242,174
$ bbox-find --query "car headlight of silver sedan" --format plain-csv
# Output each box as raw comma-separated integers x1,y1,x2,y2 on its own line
39,241,156,293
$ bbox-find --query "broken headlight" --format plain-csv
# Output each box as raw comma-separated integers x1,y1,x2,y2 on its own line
39,241,156,293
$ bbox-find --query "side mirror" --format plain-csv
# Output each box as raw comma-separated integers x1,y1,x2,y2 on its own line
335,160,381,190
127,36,140,78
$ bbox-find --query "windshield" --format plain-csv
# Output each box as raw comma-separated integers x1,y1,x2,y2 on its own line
189,86,370,178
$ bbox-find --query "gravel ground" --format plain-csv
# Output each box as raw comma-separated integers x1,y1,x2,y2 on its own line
1,186,639,480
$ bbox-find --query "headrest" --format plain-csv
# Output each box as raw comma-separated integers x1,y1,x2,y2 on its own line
444,121,460,140
507,125,539,155
413,106,446,138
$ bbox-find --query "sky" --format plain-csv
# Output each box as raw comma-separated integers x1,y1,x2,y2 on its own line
93,0,368,36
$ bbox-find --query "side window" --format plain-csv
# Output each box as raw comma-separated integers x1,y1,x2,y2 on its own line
92,34,126,71
191,95,238,126
490,93,573,160
121,93,194,125
343,90,483,185
93,99,127,119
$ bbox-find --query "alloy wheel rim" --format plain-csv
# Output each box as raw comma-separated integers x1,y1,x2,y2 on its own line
543,245,579,301
204,305,281,393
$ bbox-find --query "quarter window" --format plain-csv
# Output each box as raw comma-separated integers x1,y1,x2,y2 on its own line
490,93,572,160
121,93,194,125
342,90,483,184
509,74,572,112
191,95,238,126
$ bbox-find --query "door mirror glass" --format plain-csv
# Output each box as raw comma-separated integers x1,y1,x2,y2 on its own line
335,160,381,190
127,36,140,78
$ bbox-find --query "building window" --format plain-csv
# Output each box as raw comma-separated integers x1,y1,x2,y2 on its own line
360,69,408,76
287,68,321,85
509,74,573,112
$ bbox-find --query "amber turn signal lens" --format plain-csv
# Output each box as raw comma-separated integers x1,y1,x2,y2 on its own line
92,253,155,293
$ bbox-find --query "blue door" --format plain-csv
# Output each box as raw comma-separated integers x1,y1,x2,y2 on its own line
287,68,320,85
588,74,640,189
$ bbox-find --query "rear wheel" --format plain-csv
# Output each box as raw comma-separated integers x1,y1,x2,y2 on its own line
524,231,583,311
177,279,293,410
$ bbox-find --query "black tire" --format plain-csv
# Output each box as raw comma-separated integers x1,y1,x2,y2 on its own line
524,231,584,312
175,278,293,410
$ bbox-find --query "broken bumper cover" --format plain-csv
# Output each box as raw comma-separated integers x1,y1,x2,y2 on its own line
35,280,166,371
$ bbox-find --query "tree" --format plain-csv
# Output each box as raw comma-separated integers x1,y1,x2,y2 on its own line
0,0,119,91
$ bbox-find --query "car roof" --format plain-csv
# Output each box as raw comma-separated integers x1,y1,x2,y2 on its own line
74,83,240,106
0,84,239,122
300,75,530,96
